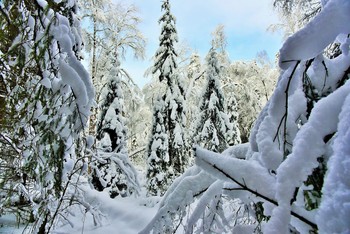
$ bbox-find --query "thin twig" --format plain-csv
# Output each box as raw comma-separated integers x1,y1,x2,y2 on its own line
283,61,300,157
210,163,317,230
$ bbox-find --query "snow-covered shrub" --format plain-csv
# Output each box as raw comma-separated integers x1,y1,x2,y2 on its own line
90,145,140,198
140,0,350,233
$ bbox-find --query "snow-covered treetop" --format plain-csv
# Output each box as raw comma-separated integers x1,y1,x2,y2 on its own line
204,48,225,110
152,0,179,84
211,24,228,54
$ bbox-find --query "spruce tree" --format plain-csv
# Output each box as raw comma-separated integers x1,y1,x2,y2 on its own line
91,52,139,198
193,48,240,152
145,98,170,196
227,94,241,146
146,0,188,194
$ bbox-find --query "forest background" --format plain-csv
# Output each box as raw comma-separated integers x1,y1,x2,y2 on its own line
1,0,349,233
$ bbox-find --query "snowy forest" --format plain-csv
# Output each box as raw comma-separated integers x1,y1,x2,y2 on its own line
0,0,350,233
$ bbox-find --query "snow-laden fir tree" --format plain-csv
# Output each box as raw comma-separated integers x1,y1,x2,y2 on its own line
91,52,139,198
146,98,171,196
226,94,241,146
146,0,188,194
193,48,240,153
80,0,148,165
210,25,242,144
0,0,102,232
211,24,241,145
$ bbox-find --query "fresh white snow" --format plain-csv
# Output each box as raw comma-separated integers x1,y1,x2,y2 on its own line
0,171,159,234
56,188,159,234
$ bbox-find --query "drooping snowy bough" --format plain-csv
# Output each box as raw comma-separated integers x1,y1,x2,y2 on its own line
140,0,350,233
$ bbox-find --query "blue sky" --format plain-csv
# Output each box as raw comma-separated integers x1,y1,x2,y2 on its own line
121,0,283,88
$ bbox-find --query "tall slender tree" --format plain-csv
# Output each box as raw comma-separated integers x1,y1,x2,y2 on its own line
152,0,178,85
211,24,230,69
185,52,204,135
146,0,188,194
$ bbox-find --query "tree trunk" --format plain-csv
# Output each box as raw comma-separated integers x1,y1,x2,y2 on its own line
88,13,98,136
